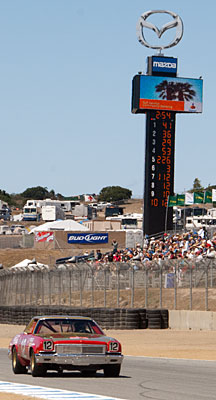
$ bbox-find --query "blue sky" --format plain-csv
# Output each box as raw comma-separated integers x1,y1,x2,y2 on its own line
0,1,214,198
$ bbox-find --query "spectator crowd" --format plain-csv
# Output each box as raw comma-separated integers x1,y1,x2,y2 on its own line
93,229,216,264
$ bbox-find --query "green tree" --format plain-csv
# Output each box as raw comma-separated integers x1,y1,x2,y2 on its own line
98,186,132,202
0,189,12,205
56,193,64,200
191,178,203,192
206,184,216,190
49,189,56,199
21,186,49,199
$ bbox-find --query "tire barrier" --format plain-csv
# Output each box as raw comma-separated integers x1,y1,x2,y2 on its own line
160,309,169,329
146,309,169,329
146,309,162,329
137,308,147,329
0,306,169,329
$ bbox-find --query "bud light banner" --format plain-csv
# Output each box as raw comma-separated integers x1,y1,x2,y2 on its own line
67,233,109,244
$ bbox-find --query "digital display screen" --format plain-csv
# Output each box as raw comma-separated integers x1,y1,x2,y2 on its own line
144,110,175,235
132,75,203,113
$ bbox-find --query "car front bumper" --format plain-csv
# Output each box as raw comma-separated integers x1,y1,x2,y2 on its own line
35,352,123,366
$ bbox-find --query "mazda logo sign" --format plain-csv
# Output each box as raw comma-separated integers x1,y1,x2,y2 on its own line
136,10,184,51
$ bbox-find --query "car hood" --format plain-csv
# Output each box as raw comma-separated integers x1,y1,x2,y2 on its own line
35,333,116,343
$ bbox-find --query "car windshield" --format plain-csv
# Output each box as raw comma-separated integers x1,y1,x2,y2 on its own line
34,318,103,335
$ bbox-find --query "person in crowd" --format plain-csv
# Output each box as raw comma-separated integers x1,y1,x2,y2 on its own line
108,252,114,262
113,251,121,262
96,249,102,261
111,239,118,254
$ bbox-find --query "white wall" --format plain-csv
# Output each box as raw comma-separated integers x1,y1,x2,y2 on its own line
169,310,216,330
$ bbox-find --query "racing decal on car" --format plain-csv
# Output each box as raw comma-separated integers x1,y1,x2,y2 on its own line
43,340,53,351
109,342,119,352
21,338,27,357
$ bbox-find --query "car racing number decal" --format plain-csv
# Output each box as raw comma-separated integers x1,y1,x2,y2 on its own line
109,342,119,352
43,340,53,351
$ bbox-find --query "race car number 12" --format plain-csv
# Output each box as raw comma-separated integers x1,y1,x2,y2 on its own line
43,340,53,350
109,342,118,351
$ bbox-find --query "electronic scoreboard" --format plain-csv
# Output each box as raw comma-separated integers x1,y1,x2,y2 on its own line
144,110,175,235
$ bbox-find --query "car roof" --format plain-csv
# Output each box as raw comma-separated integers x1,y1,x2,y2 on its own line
34,315,93,321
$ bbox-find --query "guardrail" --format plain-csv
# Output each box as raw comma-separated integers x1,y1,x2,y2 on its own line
1,259,216,310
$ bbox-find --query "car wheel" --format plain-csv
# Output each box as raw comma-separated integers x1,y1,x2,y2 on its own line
104,364,121,377
30,350,46,377
12,347,27,374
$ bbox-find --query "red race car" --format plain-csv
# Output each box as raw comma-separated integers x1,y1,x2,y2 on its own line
8,315,123,377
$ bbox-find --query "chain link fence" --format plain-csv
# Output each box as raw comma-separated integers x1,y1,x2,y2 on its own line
1,259,216,310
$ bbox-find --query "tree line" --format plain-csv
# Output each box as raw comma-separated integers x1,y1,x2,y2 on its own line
2,179,212,209
0,185,132,208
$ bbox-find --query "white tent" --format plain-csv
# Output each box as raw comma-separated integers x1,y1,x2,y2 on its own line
29,219,89,233
10,258,49,271
10,259,33,268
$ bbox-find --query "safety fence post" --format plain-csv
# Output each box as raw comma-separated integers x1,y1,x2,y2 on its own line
190,263,193,310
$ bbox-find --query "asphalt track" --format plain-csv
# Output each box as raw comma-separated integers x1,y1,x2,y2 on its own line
1,349,216,399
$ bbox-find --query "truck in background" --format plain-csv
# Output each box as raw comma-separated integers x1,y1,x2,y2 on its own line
23,199,80,221
106,213,143,229
23,206,40,221
105,206,124,218
41,205,65,221
72,204,96,220
0,200,11,221
23,200,44,221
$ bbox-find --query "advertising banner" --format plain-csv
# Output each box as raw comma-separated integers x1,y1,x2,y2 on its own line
151,56,177,74
132,75,203,113
67,233,109,244
35,231,54,242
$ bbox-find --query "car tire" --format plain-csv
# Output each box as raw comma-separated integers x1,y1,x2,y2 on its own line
12,347,27,374
30,350,46,377
104,364,121,377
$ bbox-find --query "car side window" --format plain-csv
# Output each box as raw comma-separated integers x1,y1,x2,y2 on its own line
24,319,38,334
35,320,57,334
